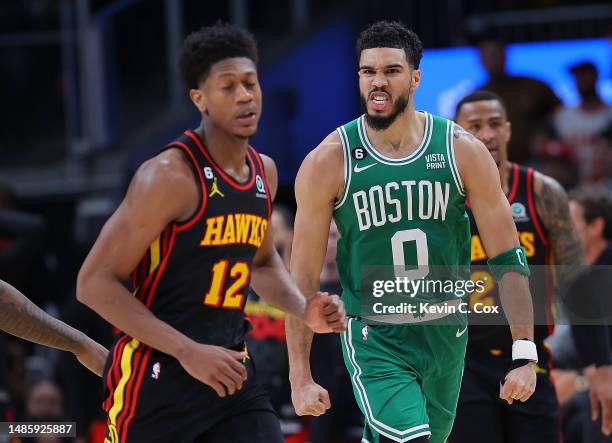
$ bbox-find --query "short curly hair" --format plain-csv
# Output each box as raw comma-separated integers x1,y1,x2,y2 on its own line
356,21,423,69
179,22,258,90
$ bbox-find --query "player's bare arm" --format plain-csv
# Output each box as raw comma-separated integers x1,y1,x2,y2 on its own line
455,124,533,339
534,172,586,270
454,124,537,404
0,279,108,376
77,149,248,398
250,154,345,334
286,132,345,416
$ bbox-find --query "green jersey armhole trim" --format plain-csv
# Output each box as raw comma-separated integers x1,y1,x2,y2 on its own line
357,112,432,165
334,125,352,210
447,121,466,196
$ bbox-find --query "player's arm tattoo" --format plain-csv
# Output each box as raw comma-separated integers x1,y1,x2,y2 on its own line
0,280,85,352
453,124,479,143
534,175,586,283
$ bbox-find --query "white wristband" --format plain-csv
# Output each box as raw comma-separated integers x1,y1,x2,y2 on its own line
512,339,538,362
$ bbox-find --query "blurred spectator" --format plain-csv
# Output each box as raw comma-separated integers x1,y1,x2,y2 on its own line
553,61,612,185
22,380,70,443
478,38,561,163
25,380,63,421
549,186,612,443
532,128,579,190
569,186,612,265
309,221,362,443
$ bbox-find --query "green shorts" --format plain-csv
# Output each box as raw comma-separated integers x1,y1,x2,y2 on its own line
340,315,467,443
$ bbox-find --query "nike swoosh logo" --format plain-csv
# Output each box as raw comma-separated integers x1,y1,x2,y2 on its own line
456,326,468,338
354,163,376,173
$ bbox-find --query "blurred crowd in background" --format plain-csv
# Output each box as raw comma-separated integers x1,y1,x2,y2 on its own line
0,0,611,442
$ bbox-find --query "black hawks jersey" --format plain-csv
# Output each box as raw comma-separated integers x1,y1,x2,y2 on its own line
129,130,272,349
466,163,554,372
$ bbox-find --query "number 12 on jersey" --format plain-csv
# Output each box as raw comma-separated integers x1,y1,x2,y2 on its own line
203,260,250,309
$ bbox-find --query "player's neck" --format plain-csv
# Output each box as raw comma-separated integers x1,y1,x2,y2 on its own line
587,238,608,265
196,122,249,172
364,106,424,155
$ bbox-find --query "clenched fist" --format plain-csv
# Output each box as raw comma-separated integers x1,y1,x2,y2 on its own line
305,292,346,333
291,380,331,416
499,362,537,404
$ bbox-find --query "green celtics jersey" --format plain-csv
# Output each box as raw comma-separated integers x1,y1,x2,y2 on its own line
333,112,471,317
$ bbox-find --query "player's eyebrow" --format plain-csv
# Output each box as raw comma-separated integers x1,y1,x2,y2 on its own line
216,70,256,78
359,63,404,70
465,116,483,123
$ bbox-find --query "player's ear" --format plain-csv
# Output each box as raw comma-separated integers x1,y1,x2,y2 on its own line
189,88,207,114
410,69,421,94
505,121,512,143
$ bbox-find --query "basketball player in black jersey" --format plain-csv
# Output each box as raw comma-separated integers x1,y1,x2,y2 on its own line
76,24,346,443
449,90,586,443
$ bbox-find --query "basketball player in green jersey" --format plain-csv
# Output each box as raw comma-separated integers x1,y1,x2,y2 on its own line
286,21,538,443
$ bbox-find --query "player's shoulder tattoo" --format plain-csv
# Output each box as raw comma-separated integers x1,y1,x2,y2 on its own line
0,281,85,350
534,172,585,268
535,173,569,224
452,124,478,143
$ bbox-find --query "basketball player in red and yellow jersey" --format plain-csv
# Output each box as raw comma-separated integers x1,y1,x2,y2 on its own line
450,90,592,443
77,23,345,443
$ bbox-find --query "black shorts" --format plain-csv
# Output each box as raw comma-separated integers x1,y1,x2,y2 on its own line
449,358,560,443
101,338,282,443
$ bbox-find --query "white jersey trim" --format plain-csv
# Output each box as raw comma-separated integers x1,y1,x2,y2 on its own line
357,112,432,165
447,121,466,196
334,125,353,210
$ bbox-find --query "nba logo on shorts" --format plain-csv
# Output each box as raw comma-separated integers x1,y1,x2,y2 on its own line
362,325,368,341
151,362,161,380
